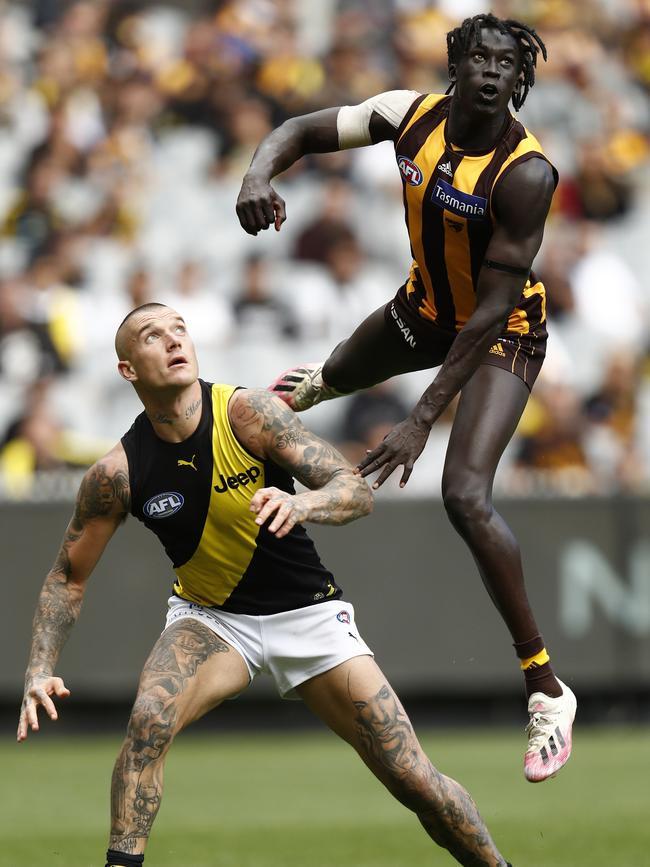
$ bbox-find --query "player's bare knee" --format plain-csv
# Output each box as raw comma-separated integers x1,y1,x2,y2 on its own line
442,482,490,529
126,692,177,758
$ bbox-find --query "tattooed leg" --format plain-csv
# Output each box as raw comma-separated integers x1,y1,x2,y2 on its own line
297,657,508,867
109,618,248,855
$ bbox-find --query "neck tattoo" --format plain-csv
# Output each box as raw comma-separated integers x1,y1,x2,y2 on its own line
185,398,202,420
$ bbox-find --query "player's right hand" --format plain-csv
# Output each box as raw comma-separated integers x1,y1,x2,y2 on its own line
17,675,70,742
236,175,286,235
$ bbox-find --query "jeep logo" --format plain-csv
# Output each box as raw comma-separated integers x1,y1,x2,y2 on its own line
397,155,423,186
214,465,261,493
144,491,184,519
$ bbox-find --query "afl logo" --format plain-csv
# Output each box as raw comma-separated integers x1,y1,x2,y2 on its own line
397,155,423,186
336,610,351,624
144,491,184,519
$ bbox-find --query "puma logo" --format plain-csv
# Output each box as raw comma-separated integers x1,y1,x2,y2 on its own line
178,455,197,471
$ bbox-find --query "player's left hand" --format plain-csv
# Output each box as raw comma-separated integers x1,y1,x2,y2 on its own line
250,487,306,538
356,416,431,489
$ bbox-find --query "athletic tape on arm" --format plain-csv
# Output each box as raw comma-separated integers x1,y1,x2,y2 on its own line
337,90,421,149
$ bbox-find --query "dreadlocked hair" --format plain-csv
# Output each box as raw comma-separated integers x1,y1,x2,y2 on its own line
445,13,547,111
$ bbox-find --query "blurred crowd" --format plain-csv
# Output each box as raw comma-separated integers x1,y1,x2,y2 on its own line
1,0,650,499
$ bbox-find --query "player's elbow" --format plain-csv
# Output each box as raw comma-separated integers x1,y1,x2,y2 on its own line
357,479,374,517
338,475,373,523
326,469,373,522
281,115,313,152
463,310,507,346
47,564,90,599
476,296,520,333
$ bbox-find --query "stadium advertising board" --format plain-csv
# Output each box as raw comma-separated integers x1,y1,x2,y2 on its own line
2,499,649,699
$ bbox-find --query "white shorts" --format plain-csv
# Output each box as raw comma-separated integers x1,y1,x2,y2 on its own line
164,597,374,699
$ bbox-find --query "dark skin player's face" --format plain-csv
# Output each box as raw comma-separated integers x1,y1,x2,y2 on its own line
451,28,522,116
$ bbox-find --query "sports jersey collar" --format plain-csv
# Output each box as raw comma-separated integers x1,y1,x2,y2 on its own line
443,113,515,158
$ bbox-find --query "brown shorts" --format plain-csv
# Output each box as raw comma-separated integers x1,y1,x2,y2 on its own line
384,286,547,391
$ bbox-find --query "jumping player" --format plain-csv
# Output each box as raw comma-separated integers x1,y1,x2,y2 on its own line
18,303,515,867
236,13,576,782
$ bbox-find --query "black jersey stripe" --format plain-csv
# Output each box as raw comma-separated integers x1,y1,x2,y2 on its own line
396,95,450,159
466,146,510,290
419,145,466,330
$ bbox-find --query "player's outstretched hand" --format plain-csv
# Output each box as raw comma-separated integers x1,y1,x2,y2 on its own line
17,675,70,742
356,416,431,489
236,175,286,235
250,487,306,538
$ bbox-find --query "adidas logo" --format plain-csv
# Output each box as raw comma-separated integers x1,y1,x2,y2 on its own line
438,160,453,177
489,342,506,357
540,726,566,764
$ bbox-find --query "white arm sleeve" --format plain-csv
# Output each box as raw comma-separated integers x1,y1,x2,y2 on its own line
337,90,422,149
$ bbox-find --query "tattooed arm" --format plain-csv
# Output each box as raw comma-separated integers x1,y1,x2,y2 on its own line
229,388,373,538
17,443,130,742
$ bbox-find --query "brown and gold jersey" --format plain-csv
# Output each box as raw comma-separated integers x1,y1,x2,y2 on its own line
394,93,557,338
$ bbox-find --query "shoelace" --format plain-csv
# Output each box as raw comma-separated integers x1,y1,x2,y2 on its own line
525,710,555,749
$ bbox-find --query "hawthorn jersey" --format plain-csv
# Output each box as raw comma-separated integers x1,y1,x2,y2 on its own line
121,379,340,614
394,92,558,337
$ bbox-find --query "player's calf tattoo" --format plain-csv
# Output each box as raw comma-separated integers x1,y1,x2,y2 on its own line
419,771,497,866
109,621,230,851
350,680,502,866
133,782,162,836
352,682,418,775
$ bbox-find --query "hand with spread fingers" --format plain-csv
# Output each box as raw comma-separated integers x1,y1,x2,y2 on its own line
250,486,307,538
356,415,431,489
17,675,70,742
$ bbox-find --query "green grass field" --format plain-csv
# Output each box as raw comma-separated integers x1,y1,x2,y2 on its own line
2,726,647,866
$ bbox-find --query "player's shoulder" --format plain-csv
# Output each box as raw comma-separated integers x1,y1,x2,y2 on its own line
504,121,558,190
92,440,129,476
498,156,555,196
228,386,258,417
228,388,298,458
492,156,555,229
360,89,424,125
77,442,131,518
229,388,294,429
371,88,423,103
518,123,546,153
371,89,433,118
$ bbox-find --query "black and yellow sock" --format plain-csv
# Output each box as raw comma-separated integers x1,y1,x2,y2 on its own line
514,635,561,699
105,851,144,867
